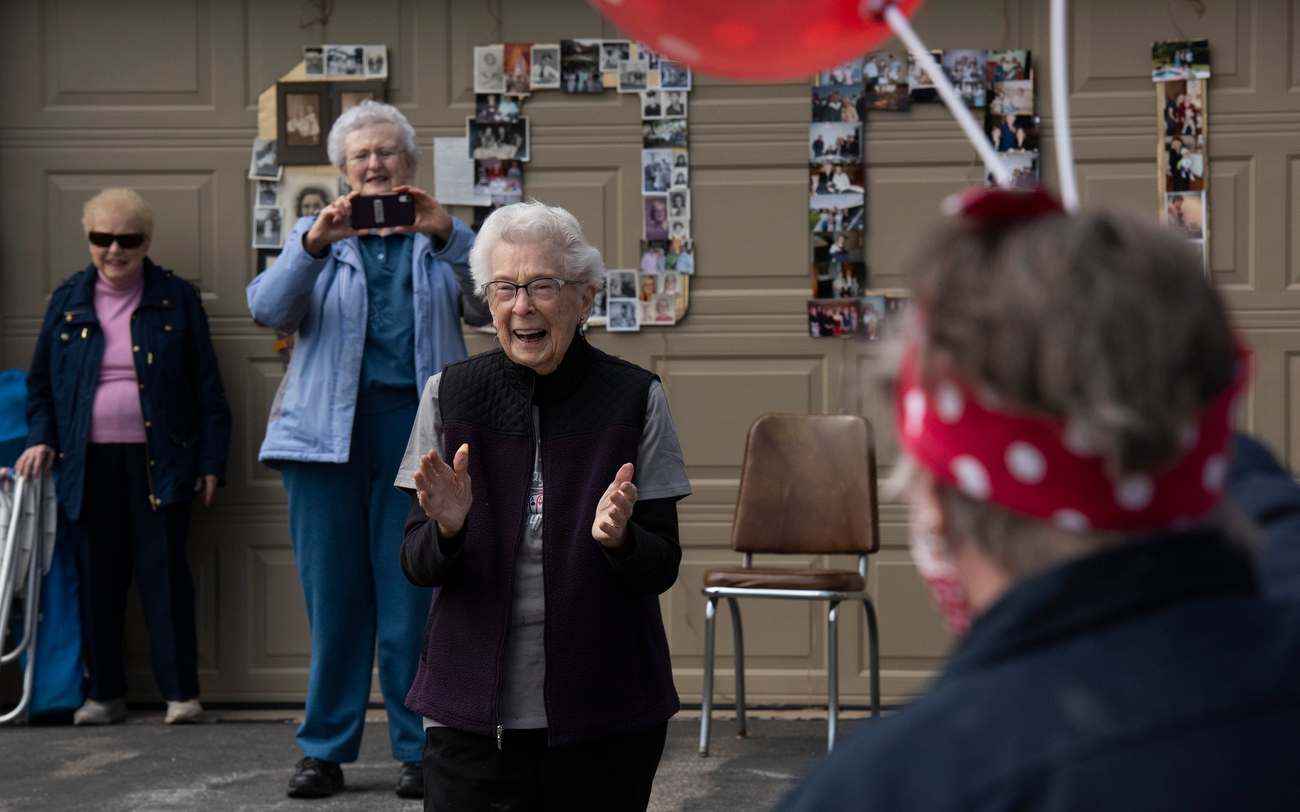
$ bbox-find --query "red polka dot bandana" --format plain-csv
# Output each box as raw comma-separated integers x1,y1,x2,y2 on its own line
894,341,1250,532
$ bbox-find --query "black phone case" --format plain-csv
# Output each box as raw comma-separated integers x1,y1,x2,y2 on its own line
350,193,416,229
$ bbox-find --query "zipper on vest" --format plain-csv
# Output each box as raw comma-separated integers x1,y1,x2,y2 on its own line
497,724,504,751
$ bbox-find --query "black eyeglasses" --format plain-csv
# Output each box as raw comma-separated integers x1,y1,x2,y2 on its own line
482,278,573,306
88,232,146,249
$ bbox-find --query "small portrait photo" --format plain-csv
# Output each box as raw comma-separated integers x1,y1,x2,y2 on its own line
863,52,906,85
607,298,640,331
668,217,690,241
256,248,281,275
640,89,663,120
672,148,689,167
587,274,609,326
600,40,631,73
365,45,388,79
812,260,866,299
809,122,862,163
561,39,603,93
986,151,1039,189
650,292,676,324
281,171,339,220
607,269,639,299
884,295,912,337
644,196,669,240
253,206,284,248
325,45,364,76
474,45,506,93
985,113,1039,152
635,42,661,70
809,193,864,233
639,271,659,302
986,50,1030,83
476,93,520,123
663,90,687,118
256,179,279,207
675,239,695,274
531,44,561,89
958,80,986,108
643,119,688,149
668,189,690,218
990,80,1034,116
304,46,324,76
658,269,682,296
642,148,673,194
1152,38,1210,81
812,85,863,123
1162,79,1204,141
474,158,524,196
813,229,863,264
619,59,649,93
863,83,910,112
908,50,943,102
859,294,886,339
640,239,668,274
1164,133,1204,192
658,60,692,90
467,117,530,161
806,297,860,337
293,186,331,219
504,43,531,95
1165,192,1204,239
249,136,282,180
817,57,862,86
671,165,689,189
285,93,323,146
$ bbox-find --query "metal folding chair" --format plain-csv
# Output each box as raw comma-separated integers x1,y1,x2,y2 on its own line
0,471,58,724
699,413,881,755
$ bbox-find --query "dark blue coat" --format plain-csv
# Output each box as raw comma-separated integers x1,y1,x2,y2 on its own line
1229,433,1300,602
26,260,231,520
776,529,1300,811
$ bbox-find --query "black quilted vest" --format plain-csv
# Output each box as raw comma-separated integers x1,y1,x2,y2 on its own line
403,335,680,745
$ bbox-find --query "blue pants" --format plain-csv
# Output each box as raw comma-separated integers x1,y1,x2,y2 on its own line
280,398,430,764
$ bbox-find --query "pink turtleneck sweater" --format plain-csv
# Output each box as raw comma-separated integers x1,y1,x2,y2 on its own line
89,271,147,443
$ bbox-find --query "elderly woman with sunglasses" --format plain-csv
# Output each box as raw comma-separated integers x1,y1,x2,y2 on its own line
395,201,690,811
20,187,231,727
246,100,489,800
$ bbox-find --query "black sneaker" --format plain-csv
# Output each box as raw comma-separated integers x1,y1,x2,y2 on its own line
287,757,344,798
396,761,424,799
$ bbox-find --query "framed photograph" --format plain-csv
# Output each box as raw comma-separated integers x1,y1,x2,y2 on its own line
587,275,609,325
619,60,649,93
476,93,520,123
325,45,364,76
990,80,1033,116
812,85,864,123
635,42,660,70
640,240,667,273
860,294,887,339
531,44,561,89
640,89,663,120
649,292,676,324
810,192,864,233
662,89,687,119
863,83,910,112
809,163,864,195
473,158,524,196
607,269,638,300
249,136,282,180
365,45,388,78
908,50,943,102
809,122,861,163
667,189,690,219
643,119,687,149
642,148,672,194
1152,38,1209,81
277,82,331,165
813,229,863,264
817,57,862,86
256,179,279,207
668,217,690,241
672,148,688,168
987,50,1030,83
658,60,691,90
644,196,669,240
304,46,324,76
281,170,339,221
331,79,385,121
467,117,530,162
1162,78,1204,141
863,53,906,85
600,40,631,73
504,43,531,95
606,298,640,331
811,260,866,299
675,239,694,274
638,271,659,302
986,113,1039,153
943,50,987,107
474,45,505,93
806,297,860,337
256,248,281,274
1165,192,1205,238
561,39,602,93
671,165,688,189
253,206,284,248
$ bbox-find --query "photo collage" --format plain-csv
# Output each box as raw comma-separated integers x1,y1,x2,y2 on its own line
1154,39,1210,274
303,44,389,79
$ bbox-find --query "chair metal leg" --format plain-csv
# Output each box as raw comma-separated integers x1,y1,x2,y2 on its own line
862,598,881,719
827,600,841,752
699,595,719,756
725,597,747,738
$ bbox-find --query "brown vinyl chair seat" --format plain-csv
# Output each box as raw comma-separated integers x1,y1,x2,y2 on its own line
703,566,865,592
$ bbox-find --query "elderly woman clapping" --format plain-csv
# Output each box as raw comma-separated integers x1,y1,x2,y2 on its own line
394,201,691,811
246,100,489,800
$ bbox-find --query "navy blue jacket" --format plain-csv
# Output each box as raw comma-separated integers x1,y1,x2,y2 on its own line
26,260,231,520
777,529,1300,811
1229,433,1300,602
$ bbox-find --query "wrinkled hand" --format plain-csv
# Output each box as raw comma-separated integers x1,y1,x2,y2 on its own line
391,185,453,242
414,444,472,538
14,444,55,479
303,192,370,255
194,475,218,506
592,463,636,551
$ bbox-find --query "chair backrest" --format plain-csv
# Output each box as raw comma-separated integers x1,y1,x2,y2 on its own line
730,413,879,555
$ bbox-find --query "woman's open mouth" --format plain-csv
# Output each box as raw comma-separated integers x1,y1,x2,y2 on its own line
514,329,546,345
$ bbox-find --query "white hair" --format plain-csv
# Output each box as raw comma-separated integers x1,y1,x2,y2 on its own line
326,99,420,170
469,200,605,294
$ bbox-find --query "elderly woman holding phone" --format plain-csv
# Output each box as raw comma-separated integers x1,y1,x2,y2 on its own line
246,100,488,800
395,201,691,810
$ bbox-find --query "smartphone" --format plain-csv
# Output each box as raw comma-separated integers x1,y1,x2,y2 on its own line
349,193,416,229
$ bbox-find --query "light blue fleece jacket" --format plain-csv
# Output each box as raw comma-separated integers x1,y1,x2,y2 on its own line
247,215,483,465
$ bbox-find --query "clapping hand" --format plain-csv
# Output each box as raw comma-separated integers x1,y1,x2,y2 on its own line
414,444,473,538
592,463,636,551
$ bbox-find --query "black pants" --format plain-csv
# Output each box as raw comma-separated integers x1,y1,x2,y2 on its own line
70,443,199,702
424,722,668,812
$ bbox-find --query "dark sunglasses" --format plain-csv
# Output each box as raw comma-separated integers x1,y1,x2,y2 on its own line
88,232,146,249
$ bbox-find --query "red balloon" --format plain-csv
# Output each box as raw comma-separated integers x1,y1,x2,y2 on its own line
591,0,926,81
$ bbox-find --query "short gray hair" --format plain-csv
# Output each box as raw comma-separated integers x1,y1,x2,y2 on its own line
469,200,605,293
326,100,420,170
